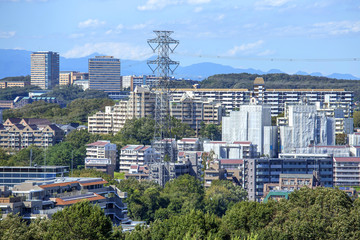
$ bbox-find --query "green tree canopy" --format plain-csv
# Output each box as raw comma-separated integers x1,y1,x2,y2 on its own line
48,200,113,240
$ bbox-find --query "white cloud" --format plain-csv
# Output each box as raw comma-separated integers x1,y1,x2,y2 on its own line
313,21,360,35
255,0,295,10
257,49,276,56
256,0,292,7
63,42,152,60
194,6,203,12
78,19,106,28
227,40,264,56
68,33,85,39
130,23,147,30
0,31,15,38
138,0,210,11
216,14,225,21
188,0,210,4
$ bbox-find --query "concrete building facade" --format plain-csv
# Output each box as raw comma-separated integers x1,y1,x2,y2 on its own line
89,56,121,93
85,140,117,176
31,51,59,90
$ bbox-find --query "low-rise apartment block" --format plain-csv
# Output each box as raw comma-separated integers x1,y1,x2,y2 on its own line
0,81,30,88
245,153,333,201
1,177,129,224
0,118,64,151
119,145,156,173
85,140,117,176
333,157,360,187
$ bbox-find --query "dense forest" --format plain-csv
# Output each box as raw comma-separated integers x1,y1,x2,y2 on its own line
200,73,360,101
1,176,360,240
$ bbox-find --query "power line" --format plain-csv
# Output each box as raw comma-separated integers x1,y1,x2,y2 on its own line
173,52,360,63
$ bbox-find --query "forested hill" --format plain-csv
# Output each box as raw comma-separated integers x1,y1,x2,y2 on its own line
200,73,360,101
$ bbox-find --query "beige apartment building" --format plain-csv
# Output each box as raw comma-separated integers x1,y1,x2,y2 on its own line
0,81,30,88
59,71,89,86
88,86,222,135
0,118,64,151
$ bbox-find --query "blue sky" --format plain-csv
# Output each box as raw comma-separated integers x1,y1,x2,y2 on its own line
0,0,360,77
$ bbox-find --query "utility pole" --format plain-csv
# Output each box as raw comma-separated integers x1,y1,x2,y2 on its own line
147,30,179,186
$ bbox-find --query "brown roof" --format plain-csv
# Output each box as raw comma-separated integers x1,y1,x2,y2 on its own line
254,77,265,85
39,181,79,189
334,157,360,162
86,141,110,147
55,193,105,206
79,180,108,186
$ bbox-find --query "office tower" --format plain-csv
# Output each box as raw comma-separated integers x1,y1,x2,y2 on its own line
31,51,59,90
88,56,121,93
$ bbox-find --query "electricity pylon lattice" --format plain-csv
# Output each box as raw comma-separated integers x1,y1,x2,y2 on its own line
147,30,179,186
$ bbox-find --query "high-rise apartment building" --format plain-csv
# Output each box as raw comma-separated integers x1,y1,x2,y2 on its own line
31,51,59,90
88,56,121,93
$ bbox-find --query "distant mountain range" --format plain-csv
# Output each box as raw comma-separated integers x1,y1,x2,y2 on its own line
1,49,359,81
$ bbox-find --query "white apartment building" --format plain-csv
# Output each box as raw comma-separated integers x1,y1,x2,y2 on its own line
177,138,201,152
203,140,258,159
333,157,360,187
172,77,353,116
88,86,222,135
119,145,157,173
85,140,117,176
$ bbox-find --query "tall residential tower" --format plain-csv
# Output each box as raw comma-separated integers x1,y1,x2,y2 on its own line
31,51,59,90
88,56,121,93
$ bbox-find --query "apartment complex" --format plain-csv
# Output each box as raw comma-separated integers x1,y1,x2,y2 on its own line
31,51,59,90
89,56,121,93
122,75,161,90
171,78,353,116
85,141,117,176
88,86,221,135
2,177,129,224
170,93,222,134
245,154,333,201
0,118,64,151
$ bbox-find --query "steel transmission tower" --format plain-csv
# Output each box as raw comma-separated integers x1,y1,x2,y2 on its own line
147,30,179,186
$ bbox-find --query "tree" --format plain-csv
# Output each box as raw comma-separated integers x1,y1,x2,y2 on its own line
70,168,114,183
170,116,195,139
204,180,247,217
48,200,113,240
0,214,31,240
219,201,275,239
148,210,221,240
199,122,221,140
259,187,354,240
354,111,360,128
162,175,204,215
336,133,347,145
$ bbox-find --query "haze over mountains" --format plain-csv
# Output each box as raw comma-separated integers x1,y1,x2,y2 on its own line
1,49,359,81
